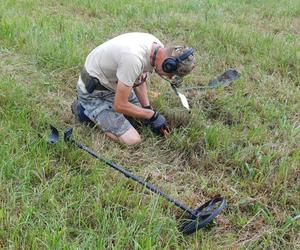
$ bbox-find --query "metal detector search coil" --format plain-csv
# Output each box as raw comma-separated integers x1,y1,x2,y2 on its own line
47,125,226,235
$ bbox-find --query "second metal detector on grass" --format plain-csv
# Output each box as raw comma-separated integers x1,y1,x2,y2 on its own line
48,126,226,235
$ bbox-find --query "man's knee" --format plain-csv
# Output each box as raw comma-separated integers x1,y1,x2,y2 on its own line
105,128,141,145
119,127,141,146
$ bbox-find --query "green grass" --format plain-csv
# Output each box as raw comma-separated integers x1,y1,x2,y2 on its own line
1,0,300,249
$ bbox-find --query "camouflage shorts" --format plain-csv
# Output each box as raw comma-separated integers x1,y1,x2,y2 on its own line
76,85,141,136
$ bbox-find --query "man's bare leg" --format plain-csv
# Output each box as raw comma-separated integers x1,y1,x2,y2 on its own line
105,127,141,146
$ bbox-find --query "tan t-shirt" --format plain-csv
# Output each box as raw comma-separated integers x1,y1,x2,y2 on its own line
80,32,163,92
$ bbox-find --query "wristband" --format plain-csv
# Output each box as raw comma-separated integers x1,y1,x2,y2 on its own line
149,111,158,122
143,105,153,110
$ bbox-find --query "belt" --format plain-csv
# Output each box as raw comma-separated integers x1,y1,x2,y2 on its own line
80,67,109,93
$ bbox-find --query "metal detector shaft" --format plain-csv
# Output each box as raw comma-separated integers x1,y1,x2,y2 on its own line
65,130,197,217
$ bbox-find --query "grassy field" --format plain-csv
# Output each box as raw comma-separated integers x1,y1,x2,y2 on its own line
1,0,300,249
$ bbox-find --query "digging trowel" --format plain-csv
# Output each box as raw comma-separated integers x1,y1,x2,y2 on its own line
170,84,190,111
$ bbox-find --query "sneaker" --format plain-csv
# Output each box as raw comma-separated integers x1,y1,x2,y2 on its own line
71,100,93,123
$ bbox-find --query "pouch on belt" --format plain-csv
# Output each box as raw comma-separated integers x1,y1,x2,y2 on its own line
80,67,109,93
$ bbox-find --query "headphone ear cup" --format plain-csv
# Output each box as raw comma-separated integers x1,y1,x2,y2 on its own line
162,58,177,73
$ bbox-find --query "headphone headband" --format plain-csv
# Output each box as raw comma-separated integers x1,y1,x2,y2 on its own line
176,47,194,62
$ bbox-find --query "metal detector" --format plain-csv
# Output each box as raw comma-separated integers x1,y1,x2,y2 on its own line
48,126,226,235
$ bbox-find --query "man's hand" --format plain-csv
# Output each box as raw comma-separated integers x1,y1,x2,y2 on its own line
145,111,168,135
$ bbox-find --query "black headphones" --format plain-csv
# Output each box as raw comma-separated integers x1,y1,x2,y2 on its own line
162,47,194,73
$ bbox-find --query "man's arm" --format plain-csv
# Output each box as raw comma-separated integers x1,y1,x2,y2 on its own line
114,81,154,119
133,81,151,108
